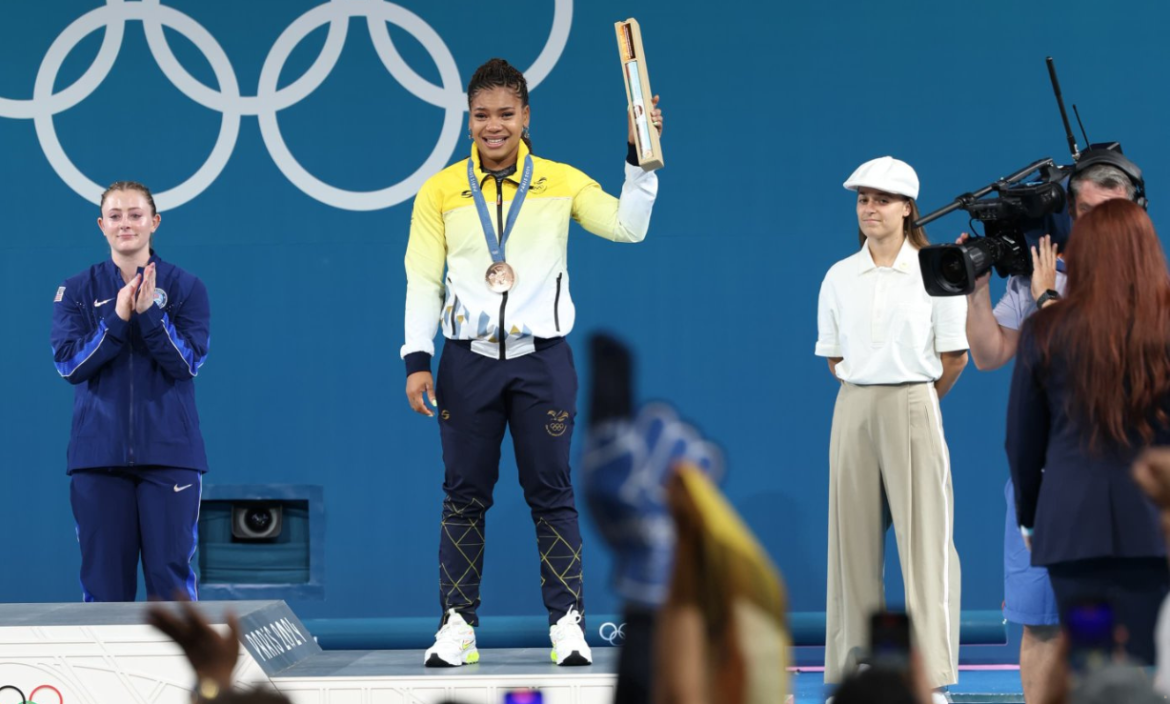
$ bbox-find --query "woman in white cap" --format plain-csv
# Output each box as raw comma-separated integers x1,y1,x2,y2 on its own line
815,157,969,698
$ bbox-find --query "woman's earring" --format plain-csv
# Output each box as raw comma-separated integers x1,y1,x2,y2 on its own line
467,131,473,141
522,126,530,140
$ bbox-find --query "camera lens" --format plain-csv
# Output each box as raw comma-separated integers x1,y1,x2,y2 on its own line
940,250,968,286
245,508,273,532
231,503,283,541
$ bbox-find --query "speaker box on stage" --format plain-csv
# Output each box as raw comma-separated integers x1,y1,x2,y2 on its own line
198,485,325,600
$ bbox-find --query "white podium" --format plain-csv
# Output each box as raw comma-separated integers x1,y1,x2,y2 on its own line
0,601,317,704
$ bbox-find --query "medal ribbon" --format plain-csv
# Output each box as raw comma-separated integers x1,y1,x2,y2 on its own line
467,154,534,263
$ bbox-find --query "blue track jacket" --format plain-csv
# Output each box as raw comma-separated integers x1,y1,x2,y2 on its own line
51,256,210,472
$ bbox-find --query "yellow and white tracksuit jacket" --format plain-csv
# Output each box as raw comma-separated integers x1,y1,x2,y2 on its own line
402,142,658,370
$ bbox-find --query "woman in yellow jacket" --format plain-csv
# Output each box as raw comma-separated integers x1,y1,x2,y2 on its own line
401,58,663,668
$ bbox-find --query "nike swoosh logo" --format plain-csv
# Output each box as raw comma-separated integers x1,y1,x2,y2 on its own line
94,298,114,307
173,484,193,493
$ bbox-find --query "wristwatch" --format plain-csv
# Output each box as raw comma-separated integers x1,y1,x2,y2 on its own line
1036,289,1060,308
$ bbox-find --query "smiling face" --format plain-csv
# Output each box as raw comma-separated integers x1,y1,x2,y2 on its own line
856,187,910,242
469,86,529,171
98,190,160,259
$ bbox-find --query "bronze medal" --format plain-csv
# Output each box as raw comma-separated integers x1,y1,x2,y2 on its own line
486,261,516,293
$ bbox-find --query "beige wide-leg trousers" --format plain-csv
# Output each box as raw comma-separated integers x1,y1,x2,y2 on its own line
824,381,961,688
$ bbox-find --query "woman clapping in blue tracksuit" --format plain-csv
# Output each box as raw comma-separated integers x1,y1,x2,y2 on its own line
51,181,210,602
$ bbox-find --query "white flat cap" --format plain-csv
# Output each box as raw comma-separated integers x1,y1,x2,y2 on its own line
843,156,919,200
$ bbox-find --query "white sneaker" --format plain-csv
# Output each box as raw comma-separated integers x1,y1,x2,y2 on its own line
549,607,592,666
424,609,479,667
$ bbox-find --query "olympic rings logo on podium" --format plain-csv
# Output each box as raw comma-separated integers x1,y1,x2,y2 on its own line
0,0,571,212
0,684,64,704
598,621,625,646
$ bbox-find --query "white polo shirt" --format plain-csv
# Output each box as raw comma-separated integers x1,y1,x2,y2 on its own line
815,238,969,385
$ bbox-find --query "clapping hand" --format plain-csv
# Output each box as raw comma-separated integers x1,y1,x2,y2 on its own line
147,598,241,694
115,273,141,322
113,262,158,320
135,262,157,314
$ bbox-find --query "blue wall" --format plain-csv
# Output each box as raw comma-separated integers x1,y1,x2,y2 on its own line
2,0,1169,624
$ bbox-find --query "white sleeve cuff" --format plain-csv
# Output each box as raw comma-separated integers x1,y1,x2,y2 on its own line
615,162,658,242
934,336,970,353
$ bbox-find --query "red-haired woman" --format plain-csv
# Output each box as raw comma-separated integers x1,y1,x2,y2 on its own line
1007,198,1170,664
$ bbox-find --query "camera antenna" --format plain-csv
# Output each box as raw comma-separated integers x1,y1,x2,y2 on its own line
1047,56,1079,160
1072,104,1091,148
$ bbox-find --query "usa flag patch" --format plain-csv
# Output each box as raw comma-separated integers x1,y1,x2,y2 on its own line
54,286,65,302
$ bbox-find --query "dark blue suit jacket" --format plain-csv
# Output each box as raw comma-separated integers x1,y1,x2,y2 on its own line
1006,325,1167,567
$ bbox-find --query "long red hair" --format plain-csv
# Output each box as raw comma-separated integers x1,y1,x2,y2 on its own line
1029,199,1170,449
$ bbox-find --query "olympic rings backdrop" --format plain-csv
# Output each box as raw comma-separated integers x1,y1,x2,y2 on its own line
3,0,1170,624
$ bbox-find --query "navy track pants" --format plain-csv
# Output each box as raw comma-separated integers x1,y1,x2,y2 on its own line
70,466,202,602
434,339,585,627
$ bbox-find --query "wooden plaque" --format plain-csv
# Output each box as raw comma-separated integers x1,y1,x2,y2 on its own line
615,18,664,171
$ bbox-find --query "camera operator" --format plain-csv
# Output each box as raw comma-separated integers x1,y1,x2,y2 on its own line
963,155,1140,367
959,151,1144,703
